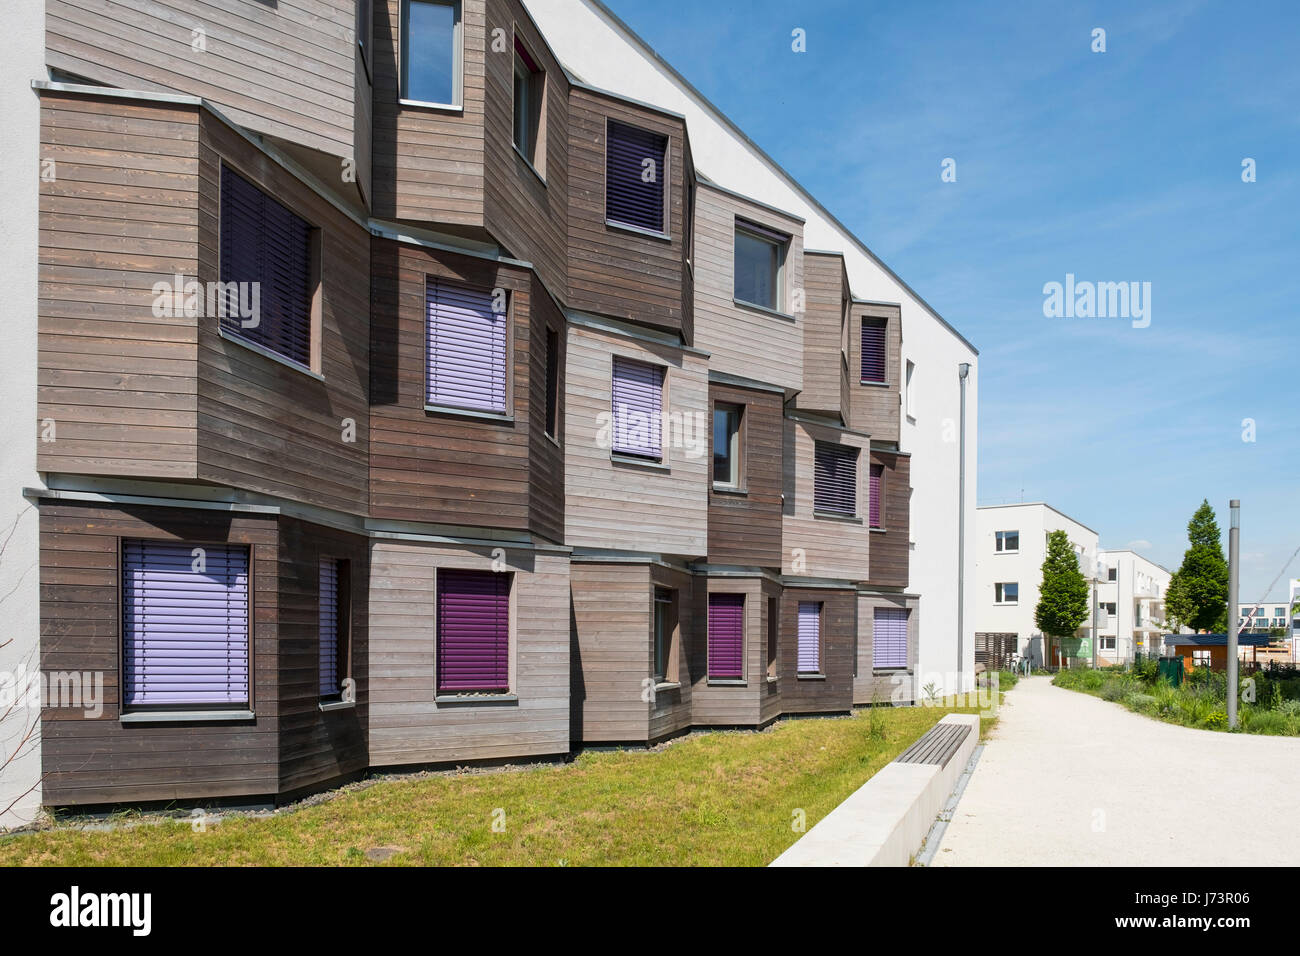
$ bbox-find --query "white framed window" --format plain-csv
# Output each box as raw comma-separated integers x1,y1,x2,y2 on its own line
995,530,1019,553
994,582,1019,605
400,0,463,109
1099,636,1116,650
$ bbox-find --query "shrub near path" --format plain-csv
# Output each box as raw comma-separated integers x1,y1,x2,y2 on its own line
1053,661,1300,735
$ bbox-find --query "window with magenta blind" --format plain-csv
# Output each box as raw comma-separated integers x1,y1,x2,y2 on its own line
707,593,745,680
436,569,510,694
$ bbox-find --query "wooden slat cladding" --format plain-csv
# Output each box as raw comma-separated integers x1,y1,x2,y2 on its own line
798,252,850,420
854,593,919,705
39,502,280,806
692,184,803,392
781,419,872,581
370,0,487,224
367,541,569,766
275,518,369,795
481,0,569,300
566,87,692,339
851,303,902,443
46,0,359,161
564,324,708,558
570,561,694,744
196,112,371,516
37,91,202,481
370,237,563,533
778,587,855,714
707,382,783,568
868,449,910,589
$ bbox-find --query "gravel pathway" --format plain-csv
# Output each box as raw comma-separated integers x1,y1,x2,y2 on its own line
934,675,1300,866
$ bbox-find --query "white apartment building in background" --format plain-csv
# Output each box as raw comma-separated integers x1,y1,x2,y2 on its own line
1097,550,1172,664
975,503,1099,667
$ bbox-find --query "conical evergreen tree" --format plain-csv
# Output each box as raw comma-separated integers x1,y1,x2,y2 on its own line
1035,530,1090,663
1166,500,1229,633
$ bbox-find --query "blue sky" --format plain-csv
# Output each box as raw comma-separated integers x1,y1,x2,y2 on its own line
604,0,1300,600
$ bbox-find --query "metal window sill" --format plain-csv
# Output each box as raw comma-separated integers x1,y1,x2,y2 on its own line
318,699,355,713
733,298,795,322
121,709,255,724
606,220,670,242
869,526,886,533
218,327,323,381
813,511,863,524
859,379,891,388
712,482,747,496
435,693,518,705
766,675,779,683
611,453,668,471
424,404,514,424
873,668,910,674
796,673,826,681
654,681,681,693
399,97,464,113
707,678,746,687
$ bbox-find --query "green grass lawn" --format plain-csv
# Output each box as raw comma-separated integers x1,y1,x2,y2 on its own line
0,699,996,867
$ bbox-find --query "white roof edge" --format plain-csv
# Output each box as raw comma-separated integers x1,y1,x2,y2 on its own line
577,0,978,356
976,501,1099,536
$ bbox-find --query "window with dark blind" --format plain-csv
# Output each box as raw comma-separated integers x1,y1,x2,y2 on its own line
814,442,858,517
219,165,314,369
869,462,884,529
611,356,663,460
426,278,507,414
873,607,908,669
544,325,560,438
606,120,667,234
707,593,745,680
121,540,250,709
437,569,510,694
319,558,349,700
861,318,887,383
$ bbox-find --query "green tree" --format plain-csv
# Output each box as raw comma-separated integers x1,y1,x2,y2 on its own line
1035,530,1090,664
1169,500,1229,632
1165,570,1191,633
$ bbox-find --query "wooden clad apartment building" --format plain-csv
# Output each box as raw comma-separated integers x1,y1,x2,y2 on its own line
30,0,926,809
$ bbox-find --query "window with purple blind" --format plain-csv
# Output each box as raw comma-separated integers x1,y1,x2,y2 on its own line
319,558,341,698
437,569,510,693
814,442,857,517
219,165,314,368
797,601,822,673
611,356,663,459
873,607,909,669
861,318,887,383
869,462,884,529
707,593,745,679
121,540,249,708
426,278,508,413
606,120,667,234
